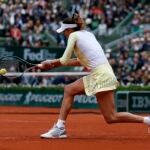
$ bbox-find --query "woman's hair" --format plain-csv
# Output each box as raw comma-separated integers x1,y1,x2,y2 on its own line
62,13,85,31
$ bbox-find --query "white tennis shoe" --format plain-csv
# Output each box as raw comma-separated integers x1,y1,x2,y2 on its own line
40,124,67,138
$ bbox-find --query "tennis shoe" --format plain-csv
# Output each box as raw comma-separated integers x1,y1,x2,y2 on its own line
147,116,150,134
40,124,67,138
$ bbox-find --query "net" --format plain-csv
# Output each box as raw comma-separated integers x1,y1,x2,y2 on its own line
4,72,89,77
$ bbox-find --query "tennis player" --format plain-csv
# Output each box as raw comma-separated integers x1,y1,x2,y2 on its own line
39,14,150,138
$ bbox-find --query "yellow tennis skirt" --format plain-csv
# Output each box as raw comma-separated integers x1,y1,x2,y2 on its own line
83,63,119,96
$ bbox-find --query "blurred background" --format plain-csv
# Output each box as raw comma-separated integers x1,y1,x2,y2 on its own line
0,0,149,110
0,0,149,86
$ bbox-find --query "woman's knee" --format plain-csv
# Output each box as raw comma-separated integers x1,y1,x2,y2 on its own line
64,84,75,96
103,113,118,124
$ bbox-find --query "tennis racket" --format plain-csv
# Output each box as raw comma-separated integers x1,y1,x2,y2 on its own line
0,56,41,81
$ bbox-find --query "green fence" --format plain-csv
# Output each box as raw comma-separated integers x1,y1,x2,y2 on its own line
116,91,150,113
0,86,149,112
0,86,98,109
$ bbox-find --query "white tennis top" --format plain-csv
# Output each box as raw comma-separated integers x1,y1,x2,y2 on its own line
59,30,108,70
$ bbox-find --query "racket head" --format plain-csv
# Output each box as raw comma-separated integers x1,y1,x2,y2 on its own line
0,56,37,81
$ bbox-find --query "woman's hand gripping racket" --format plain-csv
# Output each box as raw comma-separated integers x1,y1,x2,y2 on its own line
0,56,42,81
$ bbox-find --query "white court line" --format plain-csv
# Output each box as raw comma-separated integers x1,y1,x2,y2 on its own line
0,119,42,123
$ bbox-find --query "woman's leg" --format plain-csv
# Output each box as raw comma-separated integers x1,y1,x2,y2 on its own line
40,78,85,138
96,90,144,124
58,78,85,120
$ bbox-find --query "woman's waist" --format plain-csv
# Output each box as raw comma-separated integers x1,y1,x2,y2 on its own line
80,59,109,70
90,62,113,73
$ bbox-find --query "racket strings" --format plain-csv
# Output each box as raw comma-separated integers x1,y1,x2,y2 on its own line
0,56,39,82
0,59,28,73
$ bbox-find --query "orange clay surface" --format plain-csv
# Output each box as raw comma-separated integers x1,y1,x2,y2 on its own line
0,106,150,150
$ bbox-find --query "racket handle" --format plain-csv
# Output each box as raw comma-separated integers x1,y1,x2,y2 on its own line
36,64,46,71
37,64,43,68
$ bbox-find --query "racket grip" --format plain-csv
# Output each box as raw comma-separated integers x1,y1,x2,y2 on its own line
36,64,49,71
37,64,43,68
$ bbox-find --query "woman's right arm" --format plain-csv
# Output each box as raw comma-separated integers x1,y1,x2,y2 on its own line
38,33,78,70
59,32,77,65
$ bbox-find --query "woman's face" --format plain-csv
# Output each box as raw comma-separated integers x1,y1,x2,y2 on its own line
63,29,74,38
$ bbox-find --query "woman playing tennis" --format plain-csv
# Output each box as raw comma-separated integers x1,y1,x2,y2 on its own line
39,14,150,138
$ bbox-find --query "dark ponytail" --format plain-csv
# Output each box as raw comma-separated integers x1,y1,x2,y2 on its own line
72,13,85,30
62,13,85,31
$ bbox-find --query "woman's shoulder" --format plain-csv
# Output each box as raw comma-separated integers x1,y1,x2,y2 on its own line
70,30,93,40
69,32,78,37
72,30,90,35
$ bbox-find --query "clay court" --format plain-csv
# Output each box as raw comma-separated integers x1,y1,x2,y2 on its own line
0,106,150,150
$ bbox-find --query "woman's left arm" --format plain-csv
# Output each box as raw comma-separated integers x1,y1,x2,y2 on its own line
65,58,81,66
38,58,81,70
